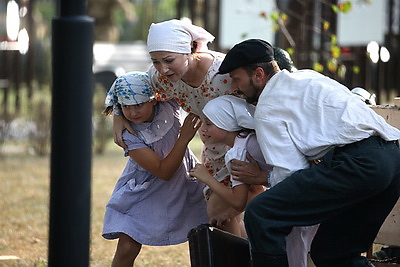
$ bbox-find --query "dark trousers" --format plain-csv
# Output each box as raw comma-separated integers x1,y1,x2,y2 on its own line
244,136,400,267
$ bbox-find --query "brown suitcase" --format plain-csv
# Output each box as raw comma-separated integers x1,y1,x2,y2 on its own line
187,224,252,267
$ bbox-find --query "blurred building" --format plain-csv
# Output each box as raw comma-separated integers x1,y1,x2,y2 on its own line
179,0,400,104
1,0,399,109
336,0,399,104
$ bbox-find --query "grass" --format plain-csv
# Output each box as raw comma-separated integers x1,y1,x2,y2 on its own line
0,135,391,267
0,135,203,267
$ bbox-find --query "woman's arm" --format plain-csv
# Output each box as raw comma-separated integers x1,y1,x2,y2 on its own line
189,163,249,211
128,113,201,180
113,114,136,149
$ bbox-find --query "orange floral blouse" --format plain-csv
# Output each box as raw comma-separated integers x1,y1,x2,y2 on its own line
148,51,233,116
149,51,233,187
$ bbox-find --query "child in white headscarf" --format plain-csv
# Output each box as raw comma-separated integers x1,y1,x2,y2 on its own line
102,71,209,266
189,95,317,267
189,95,267,237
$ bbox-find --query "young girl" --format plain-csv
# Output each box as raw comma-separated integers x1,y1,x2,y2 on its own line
102,71,209,267
189,95,268,237
189,95,317,267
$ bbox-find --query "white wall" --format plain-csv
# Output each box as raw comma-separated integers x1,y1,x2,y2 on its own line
220,0,387,49
219,0,276,50
337,0,386,46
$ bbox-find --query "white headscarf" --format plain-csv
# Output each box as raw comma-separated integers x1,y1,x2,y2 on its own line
147,19,215,54
105,71,154,107
203,95,255,131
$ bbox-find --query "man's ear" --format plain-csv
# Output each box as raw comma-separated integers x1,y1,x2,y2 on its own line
253,67,266,85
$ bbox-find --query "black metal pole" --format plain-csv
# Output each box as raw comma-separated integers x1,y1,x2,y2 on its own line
48,0,94,266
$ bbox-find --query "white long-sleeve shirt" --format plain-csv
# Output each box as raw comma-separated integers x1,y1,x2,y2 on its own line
254,69,400,187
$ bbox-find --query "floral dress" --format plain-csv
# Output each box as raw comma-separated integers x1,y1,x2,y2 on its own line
148,51,233,187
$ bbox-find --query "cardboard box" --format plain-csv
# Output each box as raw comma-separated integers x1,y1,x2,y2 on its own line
371,98,400,246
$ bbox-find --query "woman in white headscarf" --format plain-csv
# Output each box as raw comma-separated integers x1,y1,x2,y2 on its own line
146,18,235,200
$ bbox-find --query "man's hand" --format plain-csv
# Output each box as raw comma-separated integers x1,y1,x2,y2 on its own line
230,153,269,186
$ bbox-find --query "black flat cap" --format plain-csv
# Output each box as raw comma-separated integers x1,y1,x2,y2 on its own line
219,39,274,74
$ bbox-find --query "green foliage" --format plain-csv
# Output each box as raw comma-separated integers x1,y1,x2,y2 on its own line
157,0,179,19
27,86,52,156
122,0,179,41
34,1,55,21
267,0,364,80
35,259,48,267
323,20,330,31
331,1,352,13
269,11,288,32
0,83,115,156
338,1,353,13
92,84,113,155
286,47,295,56
0,85,51,156
352,65,360,74
30,1,53,86
331,45,341,59
313,62,324,72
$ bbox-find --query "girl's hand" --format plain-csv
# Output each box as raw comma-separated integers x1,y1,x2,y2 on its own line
113,114,136,149
189,163,211,182
179,113,202,143
209,208,241,228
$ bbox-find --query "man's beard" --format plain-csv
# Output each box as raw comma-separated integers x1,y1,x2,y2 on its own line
238,78,260,105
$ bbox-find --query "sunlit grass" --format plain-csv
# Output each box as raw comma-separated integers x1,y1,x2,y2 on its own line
0,136,203,266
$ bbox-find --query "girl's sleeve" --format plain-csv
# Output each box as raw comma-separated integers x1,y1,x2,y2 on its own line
122,130,147,156
225,146,247,188
246,134,273,171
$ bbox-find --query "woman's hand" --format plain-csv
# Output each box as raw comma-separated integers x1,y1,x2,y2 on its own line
113,114,135,149
230,153,268,186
